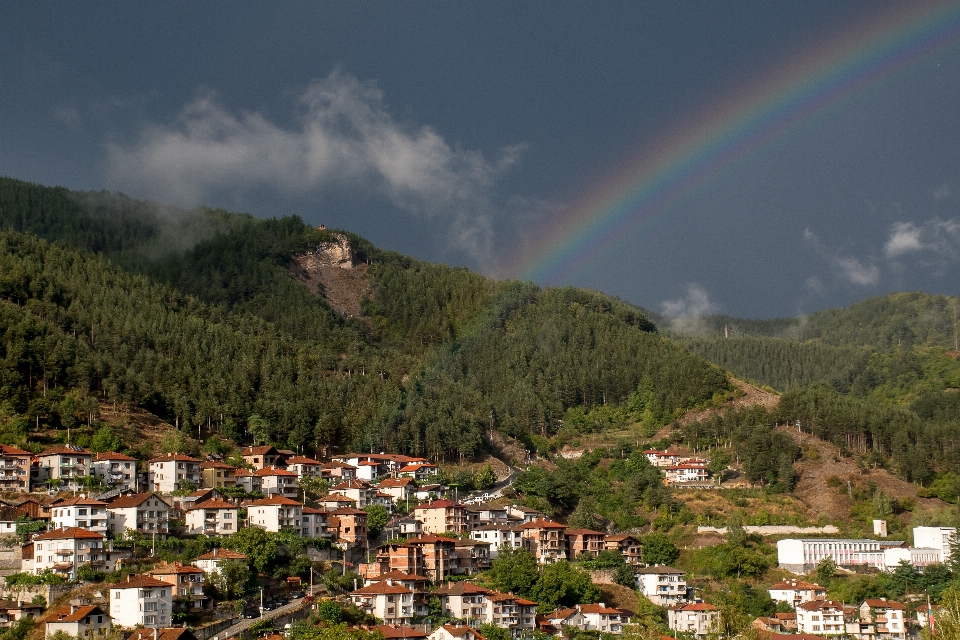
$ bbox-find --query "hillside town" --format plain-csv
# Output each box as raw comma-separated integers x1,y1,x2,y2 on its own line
0,441,950,640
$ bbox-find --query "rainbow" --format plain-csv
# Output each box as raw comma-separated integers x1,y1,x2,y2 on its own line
512,1,960,285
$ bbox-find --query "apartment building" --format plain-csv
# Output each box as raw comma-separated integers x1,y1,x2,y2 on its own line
246,496,302,532
328,507,368,548
604,534,643,565
199,461,237,490
668,602,719,638
109,575,172,628
469,525,522,558
92,452,138,492
565,529,606,559
193,548,249,576
148,454,201,493
147,563,207,610
577,603,626,634
36,445,92,490
0,445,32,493
284,456,323,479
636,566,687,606
413,500,467,535
406,535,458,583
301,507,331,540
255,467,299,498
797,600,848,636
26,528,122,578
519,519,568,564
184,499,239,536
849,599,906,640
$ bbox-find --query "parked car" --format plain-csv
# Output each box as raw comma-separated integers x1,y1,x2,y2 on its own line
242,610,258,619
289,591,305,599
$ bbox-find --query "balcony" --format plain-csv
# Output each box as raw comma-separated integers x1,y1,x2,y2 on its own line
55,549,74,556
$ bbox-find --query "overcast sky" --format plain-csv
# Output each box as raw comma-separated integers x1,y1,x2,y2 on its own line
3,2,960,319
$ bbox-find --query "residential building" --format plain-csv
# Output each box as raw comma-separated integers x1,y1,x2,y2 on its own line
407,535,458,583
453,539,491,574
398,463,438,481
36,445,92,490
797,600,848,636
49,497,109,535
147,563,208,611
247,496,302,532
519,519,568,564
777,538,885,574
413,500,467,535
284,456,323,479
194,548,249,576
0,445,31,493
768,579,827,607
45,605,111,638
383,516,423,540
328,507,368,548
665,462,711,484
240,446,286,470
199,461,238,490
636,565,687,606
374,543,426,577
430,582,538,635
26,528,123,578
106,492,169,536
577,603,626,634
644,449,680,468
883,546,941,568
378,478,416,504
148,454,201,493
301,507,331,540
318,494,357,510
320,461,357,481
185,499,239,536
849,599,906,640
0,600,42,627
235,470,262,494
469,524,522,558
565,529,606,559
427,624,486,640
92,452,138,493
255,467,299,498
366,572,433,617
371,625,428,640
668,602,719,638
330,479,378,508
350,581,414,626
504,505,542,523
109,575,172,628
604,534,643,565
126,629,199,640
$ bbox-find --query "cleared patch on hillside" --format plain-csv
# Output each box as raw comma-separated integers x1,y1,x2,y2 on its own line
97,402,175,456
782,425,950,525
677,377,778,426
289,255,372,319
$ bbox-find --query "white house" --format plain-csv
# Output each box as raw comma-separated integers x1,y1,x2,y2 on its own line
301,507,332,540
92,452,138,493
469,525,523,558
45,605,111,638
255,467,299,498
193,548,249,576
26,528,123,578
797,600,847,636
427,625,486,640
284,456,324,479
330,480,377,508
147,563,208,611
635,565,687,606
668,602,719,638
768,579,827,607
350,581,414,626
49,497,109,535
665,462,711,484
184,499,239,536
148,454,201,494
109,575,172,628
246,495,302,532
643,449,680,468
577,603,626,634
106,493,169,536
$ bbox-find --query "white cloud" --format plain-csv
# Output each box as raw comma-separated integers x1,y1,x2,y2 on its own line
661,283,718,318
884,218,960,269
804,228,880,287
106,69,524,262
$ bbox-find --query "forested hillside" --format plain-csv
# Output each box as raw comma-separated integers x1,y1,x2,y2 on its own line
0,176,731,461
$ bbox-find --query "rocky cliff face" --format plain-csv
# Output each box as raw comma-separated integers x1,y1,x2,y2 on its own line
289,233,369,318
300,232,355,269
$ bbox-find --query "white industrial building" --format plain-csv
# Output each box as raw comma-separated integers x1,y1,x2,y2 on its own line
913,527,955,564
777,538,884,574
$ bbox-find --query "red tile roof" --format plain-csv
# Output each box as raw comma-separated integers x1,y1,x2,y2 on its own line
148,453,201,463
35,527,104,541
107,493,165,509
112,575,170,589
351,582,411,595
94,452,137,461
186,499,237,511
51,604,108,622
195,549,248,560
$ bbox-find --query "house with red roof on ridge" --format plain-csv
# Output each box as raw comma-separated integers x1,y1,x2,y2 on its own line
565,529,606,559
284,455,323,479
254,467,299,498
24,527,126,578
398,462,438,481
45,604,112,638
193,548,248,576
0,445,31,493
371,624,428,639
577,603,626,634
106,492,170,536
184,499,239,536
427,623,487,640
351,580,414,626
